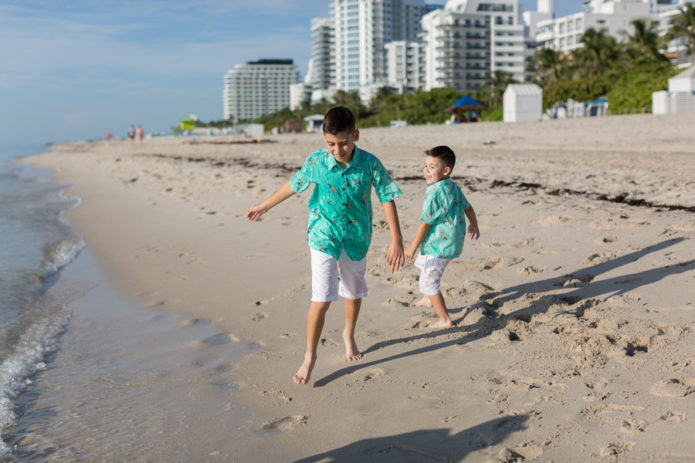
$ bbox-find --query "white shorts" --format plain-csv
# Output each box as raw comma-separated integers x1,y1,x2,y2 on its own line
310,248,368,302
415,253,452,296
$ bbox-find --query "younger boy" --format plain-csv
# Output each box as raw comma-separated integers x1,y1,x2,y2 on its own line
246,106,405,384
404,146,480,329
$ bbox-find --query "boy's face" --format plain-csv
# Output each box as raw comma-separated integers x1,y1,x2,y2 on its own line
323,129,359,167
423,156,451,185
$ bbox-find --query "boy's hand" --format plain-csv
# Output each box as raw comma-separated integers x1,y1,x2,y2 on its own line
404,245,417,260
387,240,405,273
468,224,480,240
246,204,268,221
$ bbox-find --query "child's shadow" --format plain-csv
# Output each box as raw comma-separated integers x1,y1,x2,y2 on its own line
313,237,692,387
293,414,529,462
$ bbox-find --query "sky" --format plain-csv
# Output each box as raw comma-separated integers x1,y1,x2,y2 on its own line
0,0,583,145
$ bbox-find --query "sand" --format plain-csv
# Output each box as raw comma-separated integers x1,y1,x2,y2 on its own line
27,113,695,462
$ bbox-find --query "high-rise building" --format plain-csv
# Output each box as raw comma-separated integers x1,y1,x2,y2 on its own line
422,0,525,92
310,17,335,92
385,40,426,90
331,0,428,92
534,0,652,53
537,0,554,15
223,59,299,122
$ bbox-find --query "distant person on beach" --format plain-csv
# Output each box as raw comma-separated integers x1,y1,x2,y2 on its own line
127,125,135,143
404,145,480,329
136,125,144,144
246,106,405,385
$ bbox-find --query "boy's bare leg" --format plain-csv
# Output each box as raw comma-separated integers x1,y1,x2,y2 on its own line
343,298,363,362
427,293,454,329
414,295,432,307
294,301,331,385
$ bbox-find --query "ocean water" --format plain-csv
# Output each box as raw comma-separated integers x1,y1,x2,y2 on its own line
0,144,84,459
0,146,259,461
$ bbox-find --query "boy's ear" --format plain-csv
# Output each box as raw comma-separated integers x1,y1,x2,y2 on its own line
354,129,359,142
444,166,452,177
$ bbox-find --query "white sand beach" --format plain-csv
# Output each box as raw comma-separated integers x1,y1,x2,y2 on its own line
27,112,695,462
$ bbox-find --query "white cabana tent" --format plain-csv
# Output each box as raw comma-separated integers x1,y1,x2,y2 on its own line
304,114,324,132
653,66,695,114
669,65,695,93
503,84,542,122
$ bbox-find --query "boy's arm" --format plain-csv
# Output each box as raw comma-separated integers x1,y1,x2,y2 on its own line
405,222,430,259
381,200,405,273
246,180,295,221
465,206,480,240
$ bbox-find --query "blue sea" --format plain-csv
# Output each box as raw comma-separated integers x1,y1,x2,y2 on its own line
0,145,257,461
0,144,84,458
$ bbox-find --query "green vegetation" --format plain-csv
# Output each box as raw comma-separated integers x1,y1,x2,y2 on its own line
246,87,463,132
534,8,694,112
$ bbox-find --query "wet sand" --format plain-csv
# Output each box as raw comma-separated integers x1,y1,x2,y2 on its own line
27,113,695,462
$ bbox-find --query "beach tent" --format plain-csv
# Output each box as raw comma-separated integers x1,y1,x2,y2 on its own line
304,114,324,132
668,65,695,93
447,95,483,122
653,66,695,114
503,84,542,122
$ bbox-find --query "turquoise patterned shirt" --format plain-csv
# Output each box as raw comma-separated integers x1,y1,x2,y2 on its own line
419,178,471,259
289,146,402,261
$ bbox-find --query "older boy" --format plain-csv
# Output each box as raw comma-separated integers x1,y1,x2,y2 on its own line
405,145,480,329
246,106,405,384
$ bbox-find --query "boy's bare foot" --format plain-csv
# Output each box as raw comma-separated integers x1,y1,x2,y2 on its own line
342,330,363,362
430,319,454,330
414,296,432,307
293,352,316,385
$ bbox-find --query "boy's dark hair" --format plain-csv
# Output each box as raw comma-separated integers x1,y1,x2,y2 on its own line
323,106,356,134
425,145,456,169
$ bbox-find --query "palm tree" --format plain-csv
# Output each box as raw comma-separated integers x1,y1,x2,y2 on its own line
480,70,517,108
532,47,565,86
620,18,667,63
577,28,620,77
668,3,695,64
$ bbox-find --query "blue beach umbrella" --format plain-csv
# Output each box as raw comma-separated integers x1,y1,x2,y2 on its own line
450,95,483,109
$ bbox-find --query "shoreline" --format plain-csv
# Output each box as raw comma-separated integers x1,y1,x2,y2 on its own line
26,114,695,461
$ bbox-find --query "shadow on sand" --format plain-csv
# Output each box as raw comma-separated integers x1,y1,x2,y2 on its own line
314,237,693,387
294,414,529,463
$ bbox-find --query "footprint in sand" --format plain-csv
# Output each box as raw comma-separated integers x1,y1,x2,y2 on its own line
620,418,647,434
584,252,618,265
646,305,693,313
534,215,573,226
201,333,232,346
407,312,437,329
649,378,695,398
444,280,497,300
514,238,535,248
188,333,233,350
178,318,211,327
259,389,293,404
660,410,687,422
252,312,267,321
261,415,308,431
599,440,635,459
354,368,384,384
510,445,544,460
517,265,545,276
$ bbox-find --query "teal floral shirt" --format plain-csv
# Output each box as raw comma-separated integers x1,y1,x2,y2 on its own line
419,178,471,259
289,146,402,261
